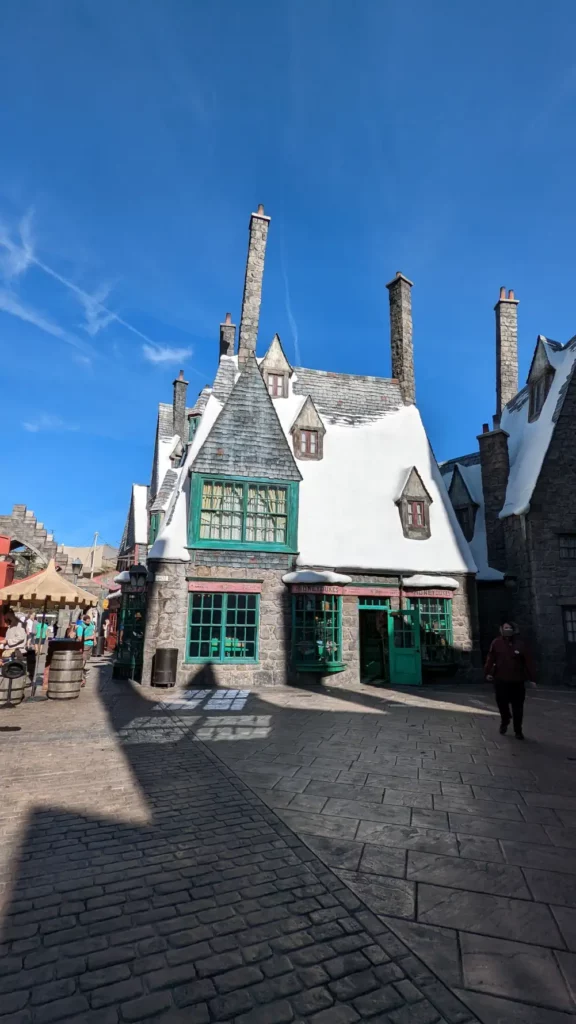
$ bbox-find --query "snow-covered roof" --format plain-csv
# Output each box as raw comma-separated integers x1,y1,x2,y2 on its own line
150,469,178,513
499,336,576,517
150,355,476,575
282,570,352,585
440,457,504,581
403,574,459,589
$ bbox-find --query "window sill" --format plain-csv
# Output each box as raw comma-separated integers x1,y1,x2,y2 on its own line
189,541,295,553
185,658,259,665
293,662,347,674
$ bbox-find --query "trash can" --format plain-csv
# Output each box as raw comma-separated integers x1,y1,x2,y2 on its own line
151,648,178,687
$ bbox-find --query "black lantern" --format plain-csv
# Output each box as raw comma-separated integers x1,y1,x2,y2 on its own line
129,564,148,590
71,557,83,582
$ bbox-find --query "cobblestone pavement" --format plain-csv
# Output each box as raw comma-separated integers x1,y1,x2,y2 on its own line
0,664,480,1024
173,680,576,1024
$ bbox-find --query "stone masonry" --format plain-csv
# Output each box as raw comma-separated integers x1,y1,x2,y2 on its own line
238,206,271,364
495,288,519,420
386,273,415,405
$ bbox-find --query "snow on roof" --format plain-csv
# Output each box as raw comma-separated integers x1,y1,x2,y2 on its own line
441,459,503,581
150,365,475,574
499,338,576,517
403,574,459,588
132,484,149,545
282,570,352,584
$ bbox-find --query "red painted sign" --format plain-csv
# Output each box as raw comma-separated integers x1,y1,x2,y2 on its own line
291,585,344,594
346,587,398,598
289,584,453,600
188,581,262,594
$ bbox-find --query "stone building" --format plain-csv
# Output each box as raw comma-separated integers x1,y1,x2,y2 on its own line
442,288,576,682
131,206,478,688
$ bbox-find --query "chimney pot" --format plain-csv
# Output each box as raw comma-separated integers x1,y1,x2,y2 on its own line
483,423,489,433
257,204,265,215
508,289,515,300
225,312,231,324
499,286,506,300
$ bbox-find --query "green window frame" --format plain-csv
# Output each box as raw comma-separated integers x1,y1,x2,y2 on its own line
357,595,391,609
292,594,345,673
186,592,259,663
406,597,453,664
148,512,161,545
188,416,199,442
189,474,298,552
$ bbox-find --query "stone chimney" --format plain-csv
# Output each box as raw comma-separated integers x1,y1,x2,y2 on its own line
172,369,188,441
495,287,519,421
386,271,415,404
219,312,236,359
238,204,271,365
478,425,510,572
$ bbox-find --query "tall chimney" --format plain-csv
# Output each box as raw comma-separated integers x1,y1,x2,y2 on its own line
238,204,271,365
495,287,519,420
219,312,236,359
386,271,415,404
172,369,188,440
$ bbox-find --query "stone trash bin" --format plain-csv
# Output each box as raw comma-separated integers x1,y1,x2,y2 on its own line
0,655,28,706
46,638,84,700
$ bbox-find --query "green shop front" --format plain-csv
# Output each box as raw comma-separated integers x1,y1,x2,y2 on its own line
287,579,457,686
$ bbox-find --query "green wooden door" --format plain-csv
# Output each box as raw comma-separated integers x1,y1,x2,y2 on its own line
388,609,422,686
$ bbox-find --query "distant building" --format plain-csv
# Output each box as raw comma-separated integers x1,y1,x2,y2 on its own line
121,206,479,688
62,544,118,577
442,289,576,682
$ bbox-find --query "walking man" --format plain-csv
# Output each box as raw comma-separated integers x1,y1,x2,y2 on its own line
485,621,536,739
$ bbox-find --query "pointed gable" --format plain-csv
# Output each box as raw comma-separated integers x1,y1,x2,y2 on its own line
397,466,432,504
192,354,302,481
260,334,292,377
528,336,554,383
448,465,477,509
291,395,325,435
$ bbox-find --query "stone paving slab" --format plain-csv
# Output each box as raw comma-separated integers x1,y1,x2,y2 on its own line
0,666,479,1024
180,679,576,1022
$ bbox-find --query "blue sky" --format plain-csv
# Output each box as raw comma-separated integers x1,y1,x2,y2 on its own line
1,0,575,547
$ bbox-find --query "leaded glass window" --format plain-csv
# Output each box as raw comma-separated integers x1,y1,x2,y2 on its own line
292,594,343,672
187,592,259,662
406,597,453,664
197,478,290,547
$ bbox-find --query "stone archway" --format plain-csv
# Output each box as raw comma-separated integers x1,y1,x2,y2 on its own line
0,504,70,576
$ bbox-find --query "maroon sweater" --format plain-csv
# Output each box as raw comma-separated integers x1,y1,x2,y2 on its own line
484,636,536,683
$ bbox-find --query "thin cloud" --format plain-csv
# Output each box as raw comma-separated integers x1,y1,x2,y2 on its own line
78,281,117,337
142,343,192,365
280,231,302,365
0,209,35,279
22,414,79,434
0,289,93,358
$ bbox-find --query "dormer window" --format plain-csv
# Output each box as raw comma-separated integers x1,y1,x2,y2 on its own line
267,373,286,398
407,501,426,529
529,372,552,421
397,467,432,540
300,429,318,456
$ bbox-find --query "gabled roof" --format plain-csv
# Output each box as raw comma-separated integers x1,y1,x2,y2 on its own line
118,483,149,555
149,357,475,574
192,354,302,482
260,334,292,377
500,335,576,516
396,466,432,504
448,464,477,509
290,395,325,434
440,457,502,581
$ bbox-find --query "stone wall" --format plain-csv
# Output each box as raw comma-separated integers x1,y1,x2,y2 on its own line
142,561,479,690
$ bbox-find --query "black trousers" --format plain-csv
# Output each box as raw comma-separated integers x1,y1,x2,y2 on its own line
494,681,525,733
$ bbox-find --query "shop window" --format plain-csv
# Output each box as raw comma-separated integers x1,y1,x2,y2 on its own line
407,597,453,664
292,594,344,673
190,475,298,551
187,592,259,662
559,535,576,559
148,512,161,545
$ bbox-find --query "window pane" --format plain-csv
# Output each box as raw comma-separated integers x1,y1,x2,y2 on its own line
560,535,576,559
293,595,342,666
200,481,243,540
409,597,453,663
188,593,258,661
246,485,287,543
564,607,576,644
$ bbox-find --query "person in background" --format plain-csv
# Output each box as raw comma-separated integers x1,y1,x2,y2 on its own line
76,613,95,678
25,612,36,646
65,622,77,639
34,617,49,652
485,621,536,740
0,613,27,661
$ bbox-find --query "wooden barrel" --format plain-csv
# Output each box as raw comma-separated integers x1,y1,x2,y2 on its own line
0,661,27,706
47,649,83,700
